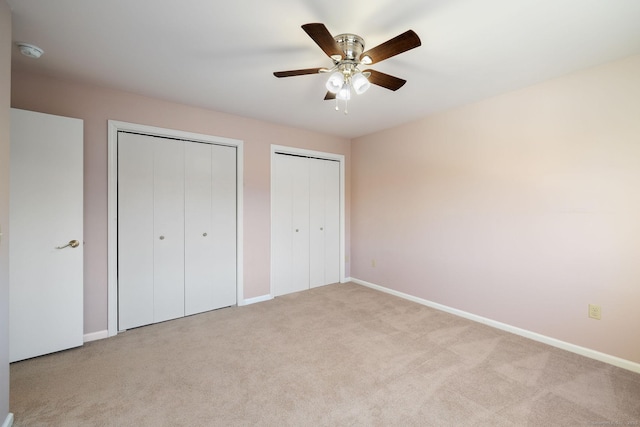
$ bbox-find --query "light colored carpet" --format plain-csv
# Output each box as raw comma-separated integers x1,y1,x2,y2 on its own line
10,283,640,426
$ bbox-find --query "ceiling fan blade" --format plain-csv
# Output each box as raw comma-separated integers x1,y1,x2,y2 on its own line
360,30,421,65
324,91,336,100
273,68,324,78
302,23,343,60
364,69,407,91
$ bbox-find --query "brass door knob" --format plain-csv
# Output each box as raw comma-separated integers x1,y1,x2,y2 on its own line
56,239,80,249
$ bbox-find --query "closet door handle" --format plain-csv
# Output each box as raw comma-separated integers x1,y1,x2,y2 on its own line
202,232,208,237
159,235,165,240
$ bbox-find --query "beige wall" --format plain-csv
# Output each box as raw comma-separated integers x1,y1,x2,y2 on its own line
352,55,640,363
11,72,351,335
0,0,11,420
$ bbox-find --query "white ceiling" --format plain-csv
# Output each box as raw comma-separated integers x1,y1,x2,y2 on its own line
8,0,640,139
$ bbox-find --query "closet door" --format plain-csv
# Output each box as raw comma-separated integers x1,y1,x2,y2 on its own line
272,154,309,296
153,139,185,323
323,159,340,285
309,158,340,288
118,133,154,330
272,154,294,296
185,142,236,315
272,153,339,296
291,157,311,290
184,142,214,315
118,133,185,329
119,133,237,328
209,144,237,308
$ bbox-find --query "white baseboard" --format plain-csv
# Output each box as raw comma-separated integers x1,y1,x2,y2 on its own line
83,330,109,343
2,413,13,427
350,277,640,374
240,294,273,306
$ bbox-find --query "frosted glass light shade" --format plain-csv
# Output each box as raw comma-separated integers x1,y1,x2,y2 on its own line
352,73,371,95
337,83,351,100
325,71,344,94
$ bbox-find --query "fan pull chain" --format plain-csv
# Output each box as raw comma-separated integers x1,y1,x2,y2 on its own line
344,98,348,115
335,98,339,111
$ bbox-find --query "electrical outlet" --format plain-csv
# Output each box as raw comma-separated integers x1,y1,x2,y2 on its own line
371,259,376,268
588,304,601,320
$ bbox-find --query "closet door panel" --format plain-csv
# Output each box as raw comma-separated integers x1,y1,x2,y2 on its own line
153,139,185,323
309,158,340,287
184,142,215,316
210,144,237,308
309,158,326,288
272,154,295,296
324,160,341,285
273,154,310,296
291,157,310,291
118,133,154,330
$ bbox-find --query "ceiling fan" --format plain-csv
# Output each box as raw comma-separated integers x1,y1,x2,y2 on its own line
274,23,421,113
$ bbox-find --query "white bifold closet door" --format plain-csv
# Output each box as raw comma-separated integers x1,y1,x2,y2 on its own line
153,138,186,323
184,141,237,316
272,154,340,296
117,133,156,329
309,157,340,288
118,132,236,330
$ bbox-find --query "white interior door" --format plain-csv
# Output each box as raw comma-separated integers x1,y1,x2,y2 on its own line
9,108,84,363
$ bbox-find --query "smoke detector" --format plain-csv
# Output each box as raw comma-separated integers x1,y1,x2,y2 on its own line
16,42,44,59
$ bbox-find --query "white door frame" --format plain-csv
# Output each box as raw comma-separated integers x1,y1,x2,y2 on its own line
107,120,244,337
270,144,347,297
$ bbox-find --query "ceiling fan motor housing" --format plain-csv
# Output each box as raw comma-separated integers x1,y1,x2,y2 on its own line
334,34,365,61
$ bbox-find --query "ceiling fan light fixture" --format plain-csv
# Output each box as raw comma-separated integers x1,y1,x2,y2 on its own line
352,72,371,95
336,83,351,101
275,23,422,114
325,71,344,93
